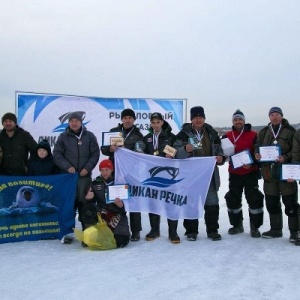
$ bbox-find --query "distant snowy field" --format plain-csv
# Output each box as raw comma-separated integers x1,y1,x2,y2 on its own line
1,165,299,300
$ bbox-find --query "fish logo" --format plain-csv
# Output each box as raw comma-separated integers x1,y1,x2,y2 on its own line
142,166,183,188
52,111,90,133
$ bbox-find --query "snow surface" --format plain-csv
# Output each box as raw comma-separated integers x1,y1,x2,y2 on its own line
1,165,299,300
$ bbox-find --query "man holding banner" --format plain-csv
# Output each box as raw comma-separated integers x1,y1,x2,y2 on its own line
174,106,226,241
101,108,144,242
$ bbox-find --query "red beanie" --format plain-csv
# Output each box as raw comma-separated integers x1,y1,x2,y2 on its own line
99,159,114,170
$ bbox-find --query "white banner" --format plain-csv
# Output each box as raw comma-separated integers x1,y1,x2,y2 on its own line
114,148,216,220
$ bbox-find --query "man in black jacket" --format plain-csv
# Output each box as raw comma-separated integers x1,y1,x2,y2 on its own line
0,112,37,175
101,108,144,241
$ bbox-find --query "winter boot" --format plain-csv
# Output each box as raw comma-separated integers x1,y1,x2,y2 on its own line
130,232,140,242
205,205,222,241
262,214,283,239
288,215,299,243
228,222,244,235
250,223,261,238
145,213,160,241
168,219,180,244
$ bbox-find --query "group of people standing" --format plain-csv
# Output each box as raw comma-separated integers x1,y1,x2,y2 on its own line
0,105,299,248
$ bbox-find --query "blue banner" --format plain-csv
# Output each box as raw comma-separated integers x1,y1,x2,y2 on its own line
0,174,78,243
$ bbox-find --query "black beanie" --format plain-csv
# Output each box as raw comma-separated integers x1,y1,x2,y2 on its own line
190,106,205,120
121,108,136,120
2,112,17,124
37,139,51,154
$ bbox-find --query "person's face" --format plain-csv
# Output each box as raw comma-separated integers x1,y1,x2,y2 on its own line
37,148,48,159
269,113,283,125
122,116,135,129
100,168,113,180
2,119,16,132
151,119,164,133
69,119,82,132
191,116,205,130
232,118,245,131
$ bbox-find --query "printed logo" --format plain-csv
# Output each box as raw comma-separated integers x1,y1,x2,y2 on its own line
142,166,183,188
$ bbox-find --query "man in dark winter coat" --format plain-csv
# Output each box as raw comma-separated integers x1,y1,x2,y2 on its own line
143,112,180,243
101,108,143,242
223,109,264,238
0,112,37,175
174,106,226,241
53,112,100,244
255,107,299,243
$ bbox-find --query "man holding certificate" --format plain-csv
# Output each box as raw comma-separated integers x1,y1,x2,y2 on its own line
143,112,180,244
223,109,264,238
101,108,144,242
255,107,299,243
80,159,130,248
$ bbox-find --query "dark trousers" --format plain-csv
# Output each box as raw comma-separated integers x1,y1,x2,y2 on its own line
129,212,142,233
225,171,264,228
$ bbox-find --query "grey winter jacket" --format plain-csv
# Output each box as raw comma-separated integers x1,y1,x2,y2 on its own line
53,126,100,177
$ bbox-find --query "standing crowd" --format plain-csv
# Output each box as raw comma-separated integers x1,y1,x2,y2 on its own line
0,106,299,248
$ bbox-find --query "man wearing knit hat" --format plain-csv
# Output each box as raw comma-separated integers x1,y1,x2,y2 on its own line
255,107,299,244
101,108,144,241
53,111,100,244
0,112,37,175
223,109,264,238
173,106,226,241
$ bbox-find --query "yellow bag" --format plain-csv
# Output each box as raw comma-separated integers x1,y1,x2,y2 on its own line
74,213,117,250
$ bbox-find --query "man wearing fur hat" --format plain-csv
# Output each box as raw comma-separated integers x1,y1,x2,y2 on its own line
0,112,37,175
255,107,299,243
53,112,100,244
223,109,264,238
101,108,144,241
174,106,226,241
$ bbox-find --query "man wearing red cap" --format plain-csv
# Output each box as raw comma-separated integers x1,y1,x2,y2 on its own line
101,108,143,241
81,159,130,248
0,112,37,175
255,107,299,243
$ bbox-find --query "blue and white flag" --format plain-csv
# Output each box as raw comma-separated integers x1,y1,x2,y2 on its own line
114,148,216,220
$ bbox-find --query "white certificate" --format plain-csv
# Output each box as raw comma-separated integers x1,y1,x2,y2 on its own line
221,138,235,157
107,185,129,203
281,164,300,180
230,150,253,169
102,132,123,146
259,146,280,162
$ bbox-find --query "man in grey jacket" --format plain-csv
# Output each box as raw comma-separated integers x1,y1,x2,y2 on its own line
174,106,226,241
53,112,100,244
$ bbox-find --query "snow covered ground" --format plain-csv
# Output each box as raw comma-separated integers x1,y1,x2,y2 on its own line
1,165,299,300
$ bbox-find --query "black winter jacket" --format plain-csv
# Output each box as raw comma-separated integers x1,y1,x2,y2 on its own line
101,124,143,162
0,126,37,175
143,120,176,157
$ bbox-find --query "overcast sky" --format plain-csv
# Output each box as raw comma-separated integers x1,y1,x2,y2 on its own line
1,0,299,127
